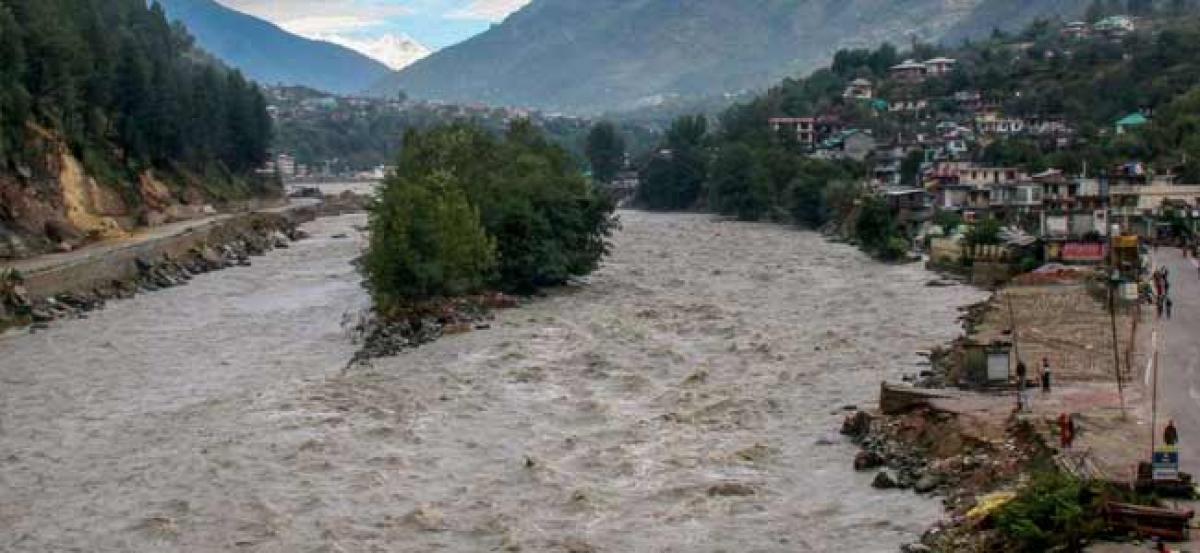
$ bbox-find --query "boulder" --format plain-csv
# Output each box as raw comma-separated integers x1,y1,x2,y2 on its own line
840,410,872,438
854,450,885,471
914,473,941,494
707,482,757,496
871,471,897,489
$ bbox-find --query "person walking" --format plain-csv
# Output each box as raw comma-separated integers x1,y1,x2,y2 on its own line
1041,357,1052,393
1164,419,1179,447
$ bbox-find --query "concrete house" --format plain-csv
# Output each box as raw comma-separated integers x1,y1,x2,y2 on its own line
769,117,817,146
923,57,957,76
889,59,927,83
843,78,874,100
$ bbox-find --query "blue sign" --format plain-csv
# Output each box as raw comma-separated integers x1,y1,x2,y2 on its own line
1153,446,1180,480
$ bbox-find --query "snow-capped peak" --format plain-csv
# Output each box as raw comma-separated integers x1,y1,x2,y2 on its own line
321,33,432,71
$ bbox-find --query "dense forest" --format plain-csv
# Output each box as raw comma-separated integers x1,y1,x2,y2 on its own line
0,0,273,199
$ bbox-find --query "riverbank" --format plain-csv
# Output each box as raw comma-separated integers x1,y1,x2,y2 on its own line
841,265,1196,551
0,193,368,332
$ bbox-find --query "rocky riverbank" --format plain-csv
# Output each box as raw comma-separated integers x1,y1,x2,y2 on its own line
1,213,308,332
347,291,519,366
842,404,1052,552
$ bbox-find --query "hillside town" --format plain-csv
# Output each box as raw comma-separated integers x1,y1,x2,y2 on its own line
257,85,605,181
759,14,1199,256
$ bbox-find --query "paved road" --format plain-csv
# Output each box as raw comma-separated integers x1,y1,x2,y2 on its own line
1154,249,1200,476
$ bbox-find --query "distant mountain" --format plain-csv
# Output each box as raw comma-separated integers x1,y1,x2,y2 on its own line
156,0,392,95
372,0,1090,113
320,33,431,71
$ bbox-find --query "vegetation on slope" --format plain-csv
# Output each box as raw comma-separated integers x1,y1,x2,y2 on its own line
0,0,273,199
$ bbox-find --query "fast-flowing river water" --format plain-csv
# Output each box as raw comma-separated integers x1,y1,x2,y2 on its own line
0,211,987,552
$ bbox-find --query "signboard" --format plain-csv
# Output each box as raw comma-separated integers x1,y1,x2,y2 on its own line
1046,216,1069,236
1153,446,1180,481
1115,235,1140,248
1062,243,1107,262
987,351,1011,382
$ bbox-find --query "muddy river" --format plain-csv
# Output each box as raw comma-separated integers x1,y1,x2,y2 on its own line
0,211,987,552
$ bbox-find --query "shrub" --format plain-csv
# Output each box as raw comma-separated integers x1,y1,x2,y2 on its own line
967,217,1003,246
994,470,1106,552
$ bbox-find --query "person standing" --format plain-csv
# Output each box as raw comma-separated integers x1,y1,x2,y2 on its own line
1164,419,1179,447
1041,357,1052,393
1058,412,1074,449
1165,296,1173,319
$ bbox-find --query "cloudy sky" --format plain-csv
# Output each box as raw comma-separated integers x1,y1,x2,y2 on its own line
215,0,531,51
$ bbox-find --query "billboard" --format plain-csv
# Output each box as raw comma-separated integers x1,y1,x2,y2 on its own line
1061,242,1107,262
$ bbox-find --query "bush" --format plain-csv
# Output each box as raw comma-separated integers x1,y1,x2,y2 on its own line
967,217,1003,246
994,470,1106,552
881,236,911,260
934,210,963,236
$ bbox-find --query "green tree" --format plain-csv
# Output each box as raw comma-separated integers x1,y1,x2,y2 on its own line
382,122,616,294
966,217,1003,246
709,143,768,220
585,121,625,183
366,170,495,308
900,150,925,186
854,196,899,252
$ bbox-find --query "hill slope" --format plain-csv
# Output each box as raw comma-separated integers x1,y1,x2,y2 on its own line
373,0,1089,113
156,0,392,94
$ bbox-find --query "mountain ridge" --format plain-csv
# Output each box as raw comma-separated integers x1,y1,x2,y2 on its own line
373,0,1091,113
156,0,392,95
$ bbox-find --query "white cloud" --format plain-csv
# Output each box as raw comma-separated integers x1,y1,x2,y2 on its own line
217,1,414,35
447,0,530,21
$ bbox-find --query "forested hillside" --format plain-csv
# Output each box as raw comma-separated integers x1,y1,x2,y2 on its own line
0,0,274,258
374,0,1091,113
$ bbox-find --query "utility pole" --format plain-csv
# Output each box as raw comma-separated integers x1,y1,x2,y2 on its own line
1107,186,1127,418
1150,327,1160,459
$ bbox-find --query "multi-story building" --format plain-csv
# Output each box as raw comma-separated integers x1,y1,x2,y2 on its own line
768,117,816,146
924,57,957,76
